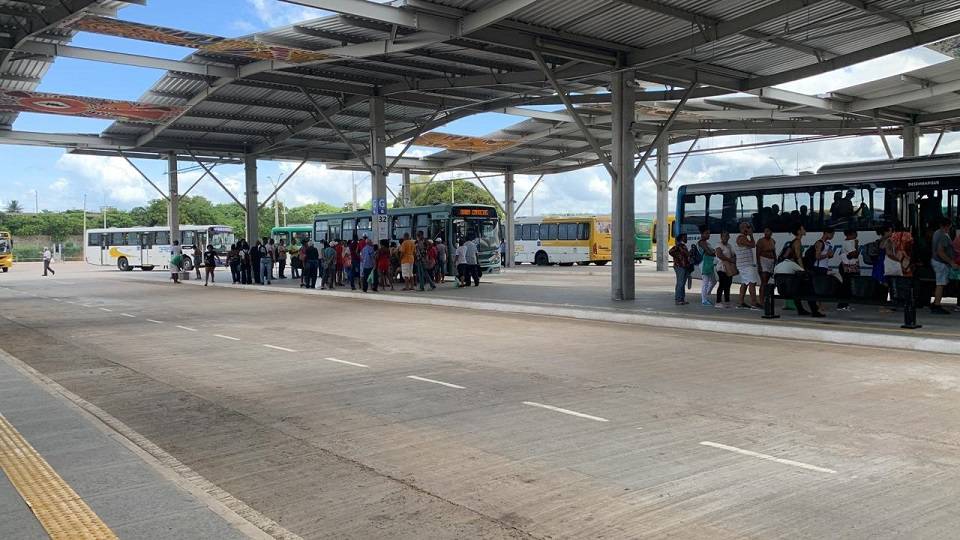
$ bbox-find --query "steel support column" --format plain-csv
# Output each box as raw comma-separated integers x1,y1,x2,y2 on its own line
244,154,259,243
611,71,636,301
504,172,516,268
902,125,919,157
370,96,388,243
167,152,179,249
401,169,412,207
656,139,670,272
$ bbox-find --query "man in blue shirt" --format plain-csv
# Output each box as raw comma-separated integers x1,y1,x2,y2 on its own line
360,237,378,292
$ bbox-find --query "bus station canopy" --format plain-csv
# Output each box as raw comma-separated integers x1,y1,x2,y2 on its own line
2,0,960,172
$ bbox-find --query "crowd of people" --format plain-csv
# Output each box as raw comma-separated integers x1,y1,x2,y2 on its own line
169,231,486,292
671,218,960,317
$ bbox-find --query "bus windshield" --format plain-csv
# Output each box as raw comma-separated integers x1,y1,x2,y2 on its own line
209,230,235,252
458,219,500,250
0,238,9,254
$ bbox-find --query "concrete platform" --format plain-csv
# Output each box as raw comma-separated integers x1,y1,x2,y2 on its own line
3,263,960,538
0,348,269,539
119,261,960,354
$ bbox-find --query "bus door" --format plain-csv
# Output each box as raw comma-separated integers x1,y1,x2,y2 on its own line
140,232,152,267
99,233,107,265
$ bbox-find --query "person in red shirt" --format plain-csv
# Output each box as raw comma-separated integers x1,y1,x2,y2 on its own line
334,239,344,285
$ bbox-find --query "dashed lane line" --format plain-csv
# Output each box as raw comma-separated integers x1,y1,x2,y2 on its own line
214,334,241,341
263,344,297,352
175,325,198,332
522,401,609,423
145,319,164,324
99,307,113,312
121,313,136,318
407,375,465,389
699,441,837,474
323,357,369,368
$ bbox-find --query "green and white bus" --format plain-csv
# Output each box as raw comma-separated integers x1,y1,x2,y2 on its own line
271,224,312,247
313,203,502,274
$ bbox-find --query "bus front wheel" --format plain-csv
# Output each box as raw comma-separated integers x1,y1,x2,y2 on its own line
1,267,7,273
117,257,132,271
181,257,194,272
534,251,549,266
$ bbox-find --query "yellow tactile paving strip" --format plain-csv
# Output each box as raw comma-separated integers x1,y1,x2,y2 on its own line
0,414,118,540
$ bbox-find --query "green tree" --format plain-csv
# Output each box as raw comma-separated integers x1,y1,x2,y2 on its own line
410,179,498,208
5,200,22,213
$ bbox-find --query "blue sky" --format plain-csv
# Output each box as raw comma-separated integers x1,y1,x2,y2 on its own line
0,1,956,217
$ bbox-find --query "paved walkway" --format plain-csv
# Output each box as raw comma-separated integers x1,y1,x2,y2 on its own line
0,349,268,540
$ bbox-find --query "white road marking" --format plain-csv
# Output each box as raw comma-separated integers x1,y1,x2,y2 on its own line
146,319,164,324
522,401,609,422
52,298,62,302
263,344,297,352
699,441,837,474
82,304,94,308
55,281,76,285
214,334,240,341
175,325,198,332
99,307,113,312
65,301,76,305
323,357,368,368
407,375,465,389
120,313,136,318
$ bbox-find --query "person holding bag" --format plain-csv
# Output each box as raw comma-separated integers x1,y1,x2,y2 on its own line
714,230,736,308
697,225,717,306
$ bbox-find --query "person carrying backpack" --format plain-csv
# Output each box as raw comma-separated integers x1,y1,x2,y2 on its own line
669,233,691,305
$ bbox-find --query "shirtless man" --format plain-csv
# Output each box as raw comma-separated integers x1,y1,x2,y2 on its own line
756,227,776,305
734,222,761,309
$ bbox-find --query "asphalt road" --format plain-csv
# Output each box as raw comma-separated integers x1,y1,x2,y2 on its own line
2,265,960,539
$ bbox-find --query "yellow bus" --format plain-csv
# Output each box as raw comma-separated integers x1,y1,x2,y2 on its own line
514,215,612,266
0,231,11,272
651,214,677,248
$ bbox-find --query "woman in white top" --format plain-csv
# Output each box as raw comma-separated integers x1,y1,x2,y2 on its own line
734,222,761,309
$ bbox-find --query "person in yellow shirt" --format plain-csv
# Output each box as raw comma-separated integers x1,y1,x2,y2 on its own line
399,232,416,291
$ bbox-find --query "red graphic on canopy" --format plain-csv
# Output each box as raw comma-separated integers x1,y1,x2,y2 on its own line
0,90,183,123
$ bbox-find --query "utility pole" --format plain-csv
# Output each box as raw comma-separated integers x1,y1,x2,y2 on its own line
351,171,358,211
34,190,38,213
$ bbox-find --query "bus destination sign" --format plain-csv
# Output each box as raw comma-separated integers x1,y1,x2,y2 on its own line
452,207,497,218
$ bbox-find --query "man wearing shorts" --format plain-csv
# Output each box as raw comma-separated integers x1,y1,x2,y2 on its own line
931,217,959,315
399,232,416,291
734,222,761,309
756,226,776,305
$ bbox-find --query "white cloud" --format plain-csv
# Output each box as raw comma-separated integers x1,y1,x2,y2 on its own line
56,154,150,205
245,0,318,27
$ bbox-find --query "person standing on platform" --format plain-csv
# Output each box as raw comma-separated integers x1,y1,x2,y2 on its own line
931,217,959,315
193,244,202,280
837,229,860,312
360,237,377,293
756,227,776,306
714,231,735,308
321,240,337,290
463,234,480,287
734,222,761,310
277,239,287,279
259,238,273,285
227,243,240,284
399,232,416,291
304,240,320,289
239,240,251,284
669,234,690,305
250,239,262,284
169,240,182,284
378,240,393,291
435,237,447,283
697,225,716,306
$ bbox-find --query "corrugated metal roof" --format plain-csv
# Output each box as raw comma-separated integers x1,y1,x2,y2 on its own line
2,0,960,173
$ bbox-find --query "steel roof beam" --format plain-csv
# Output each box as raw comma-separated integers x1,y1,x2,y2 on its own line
835,0,913,30
0,0,100,71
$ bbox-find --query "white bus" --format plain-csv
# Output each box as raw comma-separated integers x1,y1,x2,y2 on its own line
676,153,960,276
85,225,236,271
514,215,612,266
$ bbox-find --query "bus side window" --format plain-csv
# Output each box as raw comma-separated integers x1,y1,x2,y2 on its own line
156,231,170,245
514,225,521,241
392,215,411,240
110,232,124,246
681,194,706,235
707,194,723,233
181,230,195,247
578,222,590,240
88,233,101,247
415,214,430,238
